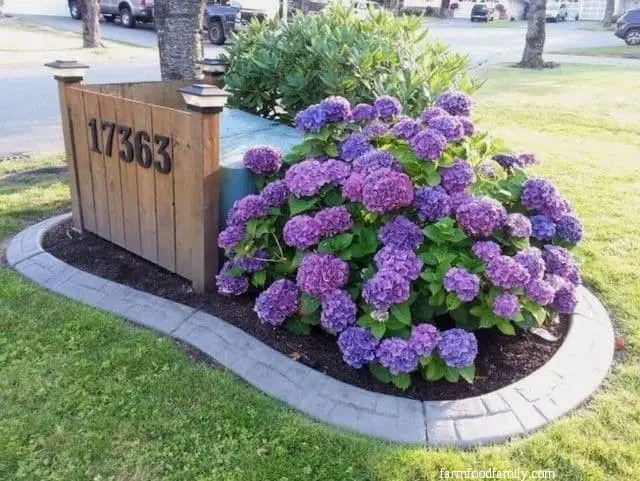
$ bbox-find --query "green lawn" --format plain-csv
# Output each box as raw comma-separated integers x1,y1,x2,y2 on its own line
2,64,640,480
551,45,640,58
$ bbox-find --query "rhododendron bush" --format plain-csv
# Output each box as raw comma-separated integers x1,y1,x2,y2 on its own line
216,93,583,390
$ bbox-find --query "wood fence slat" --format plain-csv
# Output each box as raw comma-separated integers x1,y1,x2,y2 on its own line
83,91,111,240
152,106,177,272
67,87,97,232
171,109,198,280
133,102,158,264
98,94,126,247
114,97,142,256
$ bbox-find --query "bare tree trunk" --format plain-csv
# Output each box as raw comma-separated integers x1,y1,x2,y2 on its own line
79,0,101,48
155,0,205,81
602,0,615,26
519,0,547,68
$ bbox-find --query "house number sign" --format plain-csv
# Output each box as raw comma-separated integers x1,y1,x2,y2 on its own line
87,117,172,174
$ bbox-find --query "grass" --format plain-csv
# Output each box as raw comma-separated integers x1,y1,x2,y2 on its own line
1,63,640,480
551,45,640,58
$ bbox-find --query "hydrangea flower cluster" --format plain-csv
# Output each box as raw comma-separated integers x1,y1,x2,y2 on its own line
218,91,584,390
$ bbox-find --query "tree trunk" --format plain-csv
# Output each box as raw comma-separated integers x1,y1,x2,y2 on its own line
79,0,101,48
602,0,615,26
519,0,547,68
155,0,205,81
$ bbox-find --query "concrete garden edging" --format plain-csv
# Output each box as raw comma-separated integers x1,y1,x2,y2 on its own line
7,213,615,446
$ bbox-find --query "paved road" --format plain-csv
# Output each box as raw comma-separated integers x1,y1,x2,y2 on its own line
0,15,628,157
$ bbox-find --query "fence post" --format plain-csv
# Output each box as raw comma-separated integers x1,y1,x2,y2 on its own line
178,84,231,293
45,60,90,231
196,58,229,86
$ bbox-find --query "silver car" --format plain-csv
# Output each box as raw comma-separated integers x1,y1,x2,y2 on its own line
69,0,155,28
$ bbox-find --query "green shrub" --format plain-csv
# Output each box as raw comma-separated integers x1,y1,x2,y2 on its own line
221,3,477,123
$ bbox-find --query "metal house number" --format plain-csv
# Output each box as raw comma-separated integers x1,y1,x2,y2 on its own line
88,117,172,174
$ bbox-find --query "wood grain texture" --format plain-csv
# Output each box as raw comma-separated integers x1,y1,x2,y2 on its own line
67,87,97,233
98,93,126,247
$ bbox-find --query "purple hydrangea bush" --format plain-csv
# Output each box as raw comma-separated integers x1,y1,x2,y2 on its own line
216,92,584,390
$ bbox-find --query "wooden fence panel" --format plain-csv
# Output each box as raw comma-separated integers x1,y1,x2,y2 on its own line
152,106,178,272
67,87,97,233
171,109,198,280
114,97,142,256
132,101,158,264
83,91,111,240
98,94,126,247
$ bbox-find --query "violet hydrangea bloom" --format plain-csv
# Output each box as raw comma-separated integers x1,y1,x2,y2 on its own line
218,224,246,250
421,106,448,124
530,215,556,241
567,266,582,285
455,196,507,237
378,216,424,251
547,276,577,313
216,261,249,296
521,178,557,211
320,289,356,333
478,161,500,179
296,253,349,300
539,194,572,222
518,153,537,167
283,215,321,249
457,116,475,137
341,172,365,202
391,118,421,140
374,246,423,281
472,240,502,263
226,195,268,225
339,133,373,162
352,149,401,175
374,95,402,120
486,255,531,289
514,247,546,280
376,338,419,375
409,323,439,357
243,145,281,175
441,159,473,194
338,327,378,369
435,91,473,117
294,104,326,132
362,168,414,214
364,121,389,138
314,206,353,237
505,213,532,238
351,103,377,122
524,278,556,306
449,191,472,212
320,96,351,122
261,180,289,207
234,249,267,273
323,159,351,185
414,185,451,221
284,159,327,197
428,115,464,141
542,245,574,277
492,292,520,318
437,329,478,368
443,267,480,302
410,128,447,161
254,279,299,326
556,215,583,244
363,269,411,311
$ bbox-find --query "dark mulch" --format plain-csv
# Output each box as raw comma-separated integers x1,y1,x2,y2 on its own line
43,219,569,401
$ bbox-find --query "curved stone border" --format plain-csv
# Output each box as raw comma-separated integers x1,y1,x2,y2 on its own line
7,213,615,446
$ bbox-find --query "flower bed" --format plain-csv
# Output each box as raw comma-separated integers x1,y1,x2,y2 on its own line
218,93,584,390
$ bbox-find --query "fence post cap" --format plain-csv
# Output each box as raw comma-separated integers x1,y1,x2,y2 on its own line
178,84,231,111
196,58,229,74
45,60,90,81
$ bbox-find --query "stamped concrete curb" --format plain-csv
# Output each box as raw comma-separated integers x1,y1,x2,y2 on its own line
7,213,616,446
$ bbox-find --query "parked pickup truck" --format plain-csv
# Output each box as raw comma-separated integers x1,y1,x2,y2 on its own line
69,0,154,28
205,1,268,45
